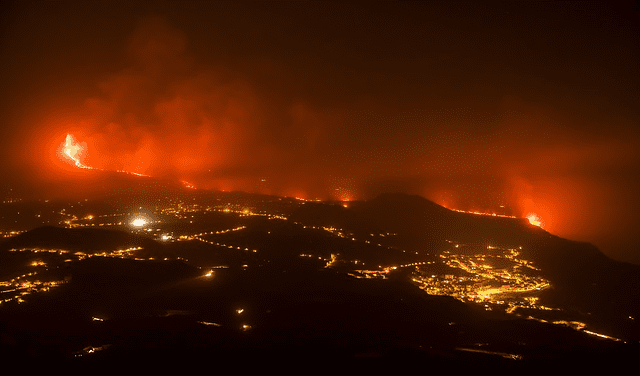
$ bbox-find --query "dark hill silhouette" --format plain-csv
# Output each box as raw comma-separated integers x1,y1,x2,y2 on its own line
291,192,542,253
1,257,634,368
291,192,640,341
1,192,639,367
0,226,162,253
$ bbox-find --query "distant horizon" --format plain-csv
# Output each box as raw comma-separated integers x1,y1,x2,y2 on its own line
2,2,638,267
3,181,638,267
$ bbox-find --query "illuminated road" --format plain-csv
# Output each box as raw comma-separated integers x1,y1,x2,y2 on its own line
0,194,625,344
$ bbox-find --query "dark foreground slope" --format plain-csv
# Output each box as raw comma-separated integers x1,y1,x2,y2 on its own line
1,193,639,369
1,257,635,370
0,225,162,253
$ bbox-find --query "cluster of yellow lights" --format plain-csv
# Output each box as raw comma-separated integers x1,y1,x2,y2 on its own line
0,272,65,305
1,230,26,238
131,218,147,227
316,239,622,342
71,246,144,260
1,244,160,306
414,244,551,305
159,202,286,221
324,253,339,268
64,211,162,229
8,181,621,344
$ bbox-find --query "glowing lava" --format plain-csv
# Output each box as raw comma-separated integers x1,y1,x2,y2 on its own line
61,133,152,178
449,208,516,219
63,134,92,169
444,204,543,228
526,213,543,227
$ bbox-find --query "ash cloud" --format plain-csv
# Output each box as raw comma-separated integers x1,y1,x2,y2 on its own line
76,17,272,188
3,4,638,263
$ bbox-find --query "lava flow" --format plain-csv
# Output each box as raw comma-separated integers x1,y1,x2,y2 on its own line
59,133,203,193
446,206,544,229
61,133,151,178
63,134,92,169
526,213,543,227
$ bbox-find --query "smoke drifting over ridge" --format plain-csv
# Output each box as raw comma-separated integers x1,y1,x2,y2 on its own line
2,3,640,263
63,18,265,183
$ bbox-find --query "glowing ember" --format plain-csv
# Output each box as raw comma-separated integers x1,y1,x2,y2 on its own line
131,218,146,227
526,213,543,227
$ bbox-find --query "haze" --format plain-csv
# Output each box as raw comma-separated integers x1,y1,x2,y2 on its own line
1,1,639,264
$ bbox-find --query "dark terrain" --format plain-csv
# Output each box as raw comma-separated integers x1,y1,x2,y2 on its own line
1,191,639,369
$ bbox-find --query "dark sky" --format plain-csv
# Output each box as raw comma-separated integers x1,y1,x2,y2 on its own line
1,1,639,263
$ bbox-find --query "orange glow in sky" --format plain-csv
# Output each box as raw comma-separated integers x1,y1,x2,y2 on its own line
61,133,153,178
4,6,636,264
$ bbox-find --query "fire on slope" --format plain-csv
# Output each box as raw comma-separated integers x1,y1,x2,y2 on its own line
526,212,543,227
60,133,151,178
62,134,92,170
445,206,544,228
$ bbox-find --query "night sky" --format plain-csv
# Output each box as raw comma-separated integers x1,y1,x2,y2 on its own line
1,2,639,263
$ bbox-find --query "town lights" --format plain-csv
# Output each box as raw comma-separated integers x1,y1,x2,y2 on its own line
131,218,146,227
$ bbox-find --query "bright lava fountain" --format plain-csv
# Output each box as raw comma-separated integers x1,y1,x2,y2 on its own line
60,133,198,187
63,134,92,169
526,213,543,227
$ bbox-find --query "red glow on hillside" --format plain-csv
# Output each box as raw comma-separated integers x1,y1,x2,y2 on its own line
448,207,517,219
61,134,91,169
441,202,545,228
526,212,543,227
59,133,152,178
